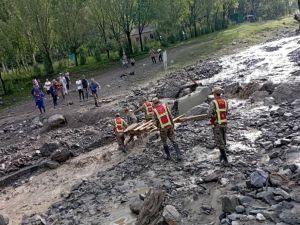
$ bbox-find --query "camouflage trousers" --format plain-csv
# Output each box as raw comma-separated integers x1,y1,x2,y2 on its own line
212,125,227,150
115,133,125,150
160,126,176,146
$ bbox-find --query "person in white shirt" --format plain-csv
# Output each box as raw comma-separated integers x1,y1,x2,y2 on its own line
76,79,84,101
59,74,68,95
44,79,51,94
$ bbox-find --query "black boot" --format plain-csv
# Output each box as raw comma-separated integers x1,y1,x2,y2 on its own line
219,148,228,164
173,144,182,162
163,145,171,160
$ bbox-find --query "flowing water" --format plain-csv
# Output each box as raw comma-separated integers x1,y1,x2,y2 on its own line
203,35,300,85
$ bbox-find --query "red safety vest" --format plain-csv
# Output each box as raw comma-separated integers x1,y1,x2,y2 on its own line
114,117,125,133
144,101,154,116
211,96,227,127
153,104,172,129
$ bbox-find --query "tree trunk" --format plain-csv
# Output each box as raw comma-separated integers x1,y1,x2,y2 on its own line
138,29,144,52
73,50,79,66
193,21,197,37
136,188,165,225
43,50,54,75
106,50,110,59
0,72,6,95
126,31,133,55
298,0,300,10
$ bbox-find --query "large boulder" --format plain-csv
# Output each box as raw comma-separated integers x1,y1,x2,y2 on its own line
250,91,270,102
50,149,73,163
48,114,66,128
157,80,182,98
163,205,181,225
272,83,300,104
177,86,210,115
260,81,276,94
40,142,60,157
185,103,209,116
0,214,9,225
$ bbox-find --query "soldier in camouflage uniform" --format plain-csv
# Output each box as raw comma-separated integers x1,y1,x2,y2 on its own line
135,97,154,121
152,98,181,161
113,113,128,152
207,87,229,164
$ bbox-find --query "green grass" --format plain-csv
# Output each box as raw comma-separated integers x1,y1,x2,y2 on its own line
0,16,297,111
167,16,296,70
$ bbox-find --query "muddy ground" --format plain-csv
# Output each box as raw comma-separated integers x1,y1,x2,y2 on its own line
0,26,300,225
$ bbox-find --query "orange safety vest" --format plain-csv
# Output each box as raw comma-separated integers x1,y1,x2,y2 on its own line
153,104,172,129
144,101,154,116
211,96,227,127
114,117,125,133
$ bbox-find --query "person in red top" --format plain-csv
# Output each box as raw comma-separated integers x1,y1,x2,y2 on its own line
113,113,128,152
152,98,181,161
135,97,154,121
208,87,229,164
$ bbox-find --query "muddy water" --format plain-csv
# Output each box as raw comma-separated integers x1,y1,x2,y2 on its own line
0,143,123,224
202,35,300,84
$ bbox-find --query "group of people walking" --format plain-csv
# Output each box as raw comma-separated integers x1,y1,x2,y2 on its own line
150,49,168,70
31,71,102,113
112,87,229,165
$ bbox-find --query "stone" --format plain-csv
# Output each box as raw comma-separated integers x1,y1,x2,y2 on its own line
260,81,276,94
185,103,209,116
232,221,239,225
250,91,270,102
222,195,239,213
163,205,181,225
250,169,269,188
272,82,300,104
256,213,266,221
44,160,60,169
40,142,60,157
177,86,210,115
279,211,300,224
227,213,242,221
129,200,143,215
50,149,73,163
236,205,245,213
48,114,66,128
264,97,275,106
270,173,289,187
272,188,290,200
238,196,255,205
0,214,9,225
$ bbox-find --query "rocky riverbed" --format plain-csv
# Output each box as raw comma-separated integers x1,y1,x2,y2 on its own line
1,31,300,225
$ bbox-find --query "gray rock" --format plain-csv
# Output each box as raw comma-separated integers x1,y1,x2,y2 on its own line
264,97,276,106
0,214,9,225
239,195,255,205
256,213,266,221
40,142,60,157
250,169,269,188
272,188,290,200
129,200,143,215
236,205,245,213
227,213,242,221
272,82,300,104
250,91,270,102
279,211,300,224
50,149,73,163
270,173,289,187
48,114,66,128
44,160,60,169
163,205,181,225
185,103,209,116
260,81,276,94
177,86,210,115
222,195,239,213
